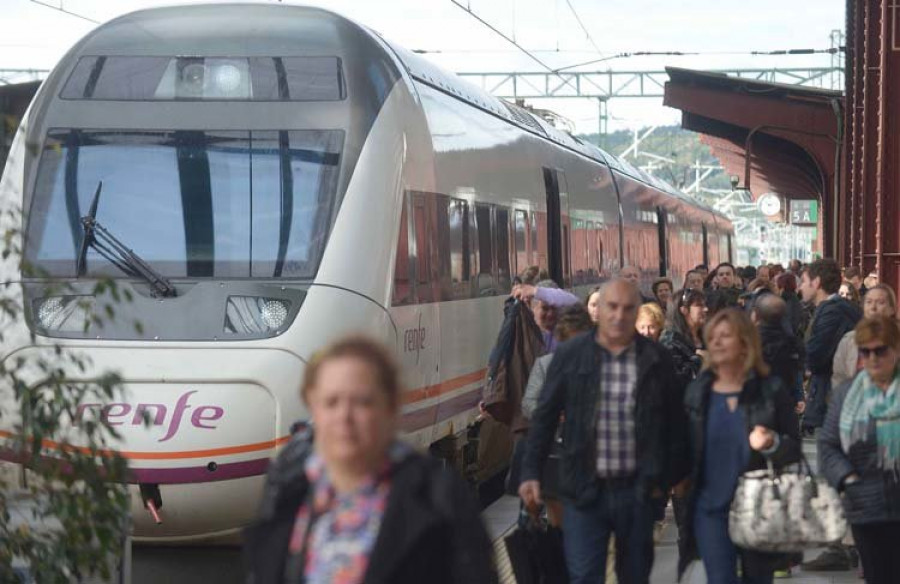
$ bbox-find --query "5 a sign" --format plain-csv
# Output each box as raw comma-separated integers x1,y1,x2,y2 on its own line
790,200,818,225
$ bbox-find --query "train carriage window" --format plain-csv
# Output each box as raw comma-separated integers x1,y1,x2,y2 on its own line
434,195,453,300
495,208,512,293
533,212,548,272
474,203,495,296
514,210,528,275
392,199,411,306
411,195,438,303
447,198,472,300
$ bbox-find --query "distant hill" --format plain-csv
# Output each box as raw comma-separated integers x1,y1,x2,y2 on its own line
576,125,732,194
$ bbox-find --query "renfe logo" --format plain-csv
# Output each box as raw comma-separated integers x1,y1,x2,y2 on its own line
75,391,224,442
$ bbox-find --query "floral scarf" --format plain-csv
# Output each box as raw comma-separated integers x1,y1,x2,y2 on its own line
840,369,900,478
285,441,412,584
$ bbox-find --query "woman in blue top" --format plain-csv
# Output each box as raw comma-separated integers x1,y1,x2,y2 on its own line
679,309,801,583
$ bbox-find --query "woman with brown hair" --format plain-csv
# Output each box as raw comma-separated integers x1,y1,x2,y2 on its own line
680,309,801,584
819,316,900,584
244,336,497,584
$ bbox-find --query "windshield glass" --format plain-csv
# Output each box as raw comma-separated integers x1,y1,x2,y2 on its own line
26,129,343,278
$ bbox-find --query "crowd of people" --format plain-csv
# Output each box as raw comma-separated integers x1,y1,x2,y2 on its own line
243,257,900,584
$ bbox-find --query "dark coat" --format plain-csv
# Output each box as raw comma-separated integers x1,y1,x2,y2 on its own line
678,370,801,578
660,328,702,391
243,435,497,584
781,291,804,337
521,331,690,506
804,296,862,428
818,380,900,525
758,322,804,403
483,298,543,432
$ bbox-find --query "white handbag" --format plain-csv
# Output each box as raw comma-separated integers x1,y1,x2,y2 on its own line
728,455,847,553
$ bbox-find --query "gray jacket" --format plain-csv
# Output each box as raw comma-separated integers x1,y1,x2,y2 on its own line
818,381,900,525
521,353,553,420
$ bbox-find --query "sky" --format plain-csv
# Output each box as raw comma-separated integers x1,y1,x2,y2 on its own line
1,0,845,132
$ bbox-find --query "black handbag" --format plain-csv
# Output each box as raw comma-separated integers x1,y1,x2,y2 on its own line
503,512,568,584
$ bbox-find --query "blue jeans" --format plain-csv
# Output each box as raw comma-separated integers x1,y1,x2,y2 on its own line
694,507,773,584
562,482,656,584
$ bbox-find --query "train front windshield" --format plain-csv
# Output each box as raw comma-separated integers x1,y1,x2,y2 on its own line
26,129,344,279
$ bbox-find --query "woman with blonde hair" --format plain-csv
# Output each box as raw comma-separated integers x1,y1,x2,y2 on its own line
679,309,801,583
636,302,665,342
245,336,497,584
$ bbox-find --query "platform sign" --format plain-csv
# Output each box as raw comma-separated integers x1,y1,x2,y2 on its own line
790,200,818,225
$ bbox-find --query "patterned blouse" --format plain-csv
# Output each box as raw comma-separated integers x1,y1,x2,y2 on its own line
284,442,411,584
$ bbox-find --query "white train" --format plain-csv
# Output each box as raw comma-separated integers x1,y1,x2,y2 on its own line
0,4,732,542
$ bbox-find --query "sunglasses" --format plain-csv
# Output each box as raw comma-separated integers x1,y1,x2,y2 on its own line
859,345,890,359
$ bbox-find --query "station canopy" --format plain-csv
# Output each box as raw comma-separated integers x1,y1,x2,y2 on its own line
663,67,841,213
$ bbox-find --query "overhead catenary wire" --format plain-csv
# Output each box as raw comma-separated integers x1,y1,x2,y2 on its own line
564,0,605,58
449,0,579,93
554,47,844,72
29,0,99,24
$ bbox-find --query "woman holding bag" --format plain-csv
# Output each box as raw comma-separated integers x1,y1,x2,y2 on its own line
680,309,801,584
819,316,900,584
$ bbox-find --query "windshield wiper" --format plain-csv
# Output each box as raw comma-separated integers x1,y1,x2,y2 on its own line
76,181,177,298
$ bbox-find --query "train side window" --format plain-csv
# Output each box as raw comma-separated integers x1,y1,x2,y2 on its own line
514,210,528,276
392,198,412,306
474,203,495,296
495,207,512,293
411,195,437,303
434,195,453,301
533,212,548,273
448,198,471,300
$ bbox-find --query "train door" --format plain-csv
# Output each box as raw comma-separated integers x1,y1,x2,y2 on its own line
656,206,668,276
391,192,441,447
543,168,571,287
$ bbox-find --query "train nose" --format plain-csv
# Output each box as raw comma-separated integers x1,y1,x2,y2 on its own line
105,381,282,538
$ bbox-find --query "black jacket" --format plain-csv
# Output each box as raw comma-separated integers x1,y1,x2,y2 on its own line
522,331,689,506
781,291,804,337
243,435,497,584
818,381,900,525
660,328,702,391
758,322,804,403
804,296,862,427
679,370,801,578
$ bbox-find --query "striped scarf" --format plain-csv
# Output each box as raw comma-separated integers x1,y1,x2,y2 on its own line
840,369,900,478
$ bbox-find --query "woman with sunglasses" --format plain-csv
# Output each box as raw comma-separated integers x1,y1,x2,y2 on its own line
833,284,898,389
819,316,900,584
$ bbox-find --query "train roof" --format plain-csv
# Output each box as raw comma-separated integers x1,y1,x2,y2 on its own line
382,39,730,222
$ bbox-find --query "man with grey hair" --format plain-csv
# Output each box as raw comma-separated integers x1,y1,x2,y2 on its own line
520,279,689,583
619,266,654,303
751,294,805,413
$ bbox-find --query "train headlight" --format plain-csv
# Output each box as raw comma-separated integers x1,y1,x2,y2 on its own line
33,295,94,332
159,57,252,100
224,296,292,335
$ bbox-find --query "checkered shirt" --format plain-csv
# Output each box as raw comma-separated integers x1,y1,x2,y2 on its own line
595,344,638,478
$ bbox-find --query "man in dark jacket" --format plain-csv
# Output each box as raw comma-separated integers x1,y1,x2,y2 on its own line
519,279,689,584
752,294,805,412
799,259,862,432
